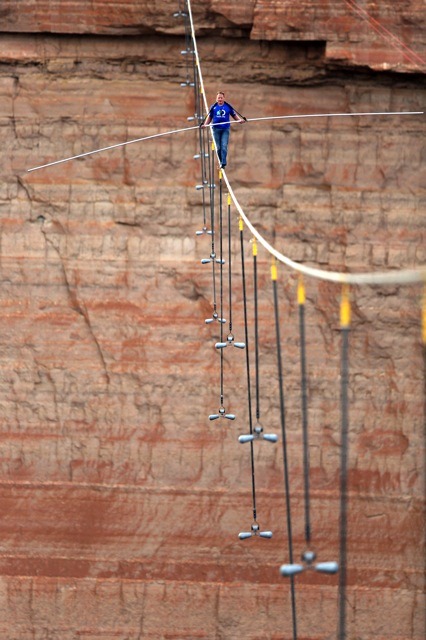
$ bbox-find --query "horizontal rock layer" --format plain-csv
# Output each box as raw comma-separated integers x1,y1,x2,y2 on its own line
1,0,425,72
0,5,425,640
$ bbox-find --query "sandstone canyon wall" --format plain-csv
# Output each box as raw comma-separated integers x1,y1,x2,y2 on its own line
0,1,425,639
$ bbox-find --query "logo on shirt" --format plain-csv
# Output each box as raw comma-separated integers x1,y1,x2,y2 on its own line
216,109,226,117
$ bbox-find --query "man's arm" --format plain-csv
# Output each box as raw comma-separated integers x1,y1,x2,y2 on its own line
231,112,244,123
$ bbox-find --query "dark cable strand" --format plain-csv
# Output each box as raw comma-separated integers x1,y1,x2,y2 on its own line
272,259,298,640
209,141,217,316
338,285,351,640
298,276,311,545
219,170,224,406
228,193,233,334
240,218,257,521
253,239,260,421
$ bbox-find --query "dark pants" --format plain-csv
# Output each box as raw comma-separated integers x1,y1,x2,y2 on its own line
212,127,230,166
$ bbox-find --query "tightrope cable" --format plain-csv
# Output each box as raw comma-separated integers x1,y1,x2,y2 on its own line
27,112,423,173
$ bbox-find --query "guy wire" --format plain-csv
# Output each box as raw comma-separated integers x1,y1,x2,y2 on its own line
272,259,298,640
298,276,312,545
240,218,257,522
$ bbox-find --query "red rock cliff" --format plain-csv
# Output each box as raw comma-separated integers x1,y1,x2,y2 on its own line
0,1,425,639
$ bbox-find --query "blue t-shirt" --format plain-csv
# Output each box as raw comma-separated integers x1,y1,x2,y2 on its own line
209,102,236,129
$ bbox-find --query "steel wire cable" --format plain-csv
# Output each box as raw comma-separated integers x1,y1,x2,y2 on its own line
218,171,225,409
272,259,298,640
338,286,351,640
297,277,312,546
227,194,233,335
239,217,258,522
253,239,260,422
343,0,425,68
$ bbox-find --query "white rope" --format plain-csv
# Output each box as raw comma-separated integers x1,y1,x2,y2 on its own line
223,172,425,284
247,111,423,124
27,112,424,173
26,124,201,172
185,0,425,286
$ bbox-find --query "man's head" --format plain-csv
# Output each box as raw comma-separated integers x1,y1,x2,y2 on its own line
216,91,225,105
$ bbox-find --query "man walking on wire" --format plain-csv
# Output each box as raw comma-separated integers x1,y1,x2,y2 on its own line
202,91,245,168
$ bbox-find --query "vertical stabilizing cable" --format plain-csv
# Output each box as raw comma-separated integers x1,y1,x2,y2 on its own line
218,169,224,407
209,141,217,316
422,286,426,429
298,275,311,545
228,193,233,334
272,259,298,640
240,217,257,521
253,238,261,421
338,284,351,640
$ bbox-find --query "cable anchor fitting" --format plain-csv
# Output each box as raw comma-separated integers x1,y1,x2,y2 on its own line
239,522,273,540
209,406,236,421
195,226,213,237
201,251,225,266
239,423,278,444
195,183,215,190
205,310,226,325
280,549,339,577
215,333,245,350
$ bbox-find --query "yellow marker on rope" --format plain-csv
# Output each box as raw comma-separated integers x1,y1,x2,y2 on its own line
271,258,278,282
340,284,351,328
227,193,231,206
252,237,258,257
219,169,222,180
297,275,306,305
239,217,244,232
